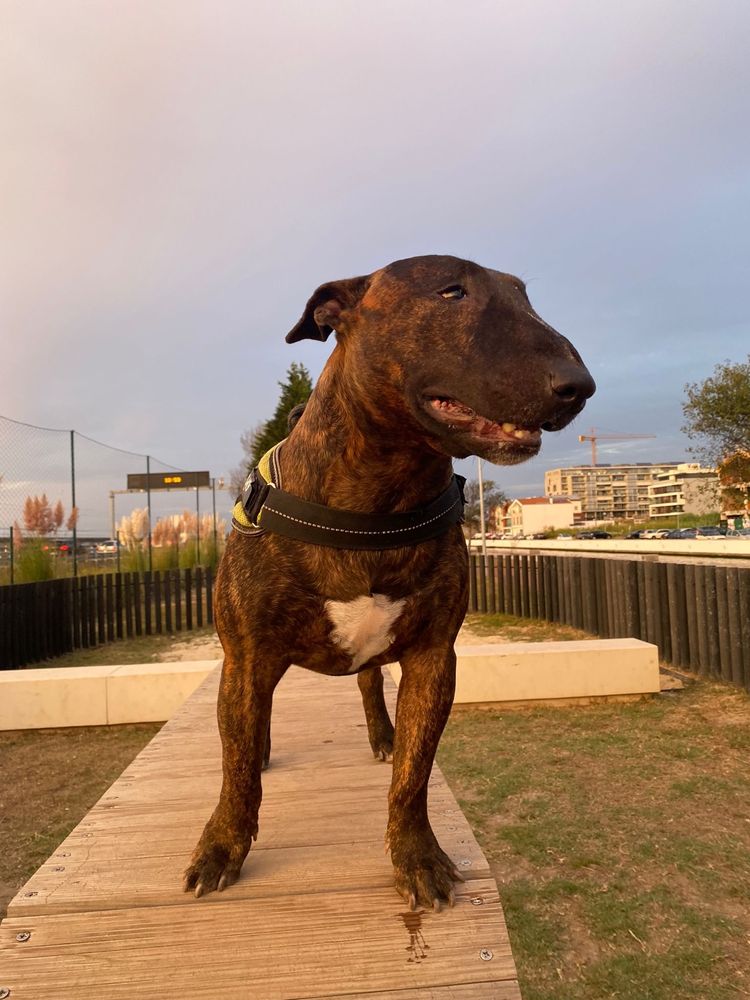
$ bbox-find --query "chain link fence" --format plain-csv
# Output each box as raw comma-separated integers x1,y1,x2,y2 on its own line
0,415,229,584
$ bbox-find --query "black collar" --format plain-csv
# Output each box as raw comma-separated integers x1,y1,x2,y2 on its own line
233,442,465,550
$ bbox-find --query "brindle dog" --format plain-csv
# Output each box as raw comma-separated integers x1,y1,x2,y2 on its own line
184,255,595,910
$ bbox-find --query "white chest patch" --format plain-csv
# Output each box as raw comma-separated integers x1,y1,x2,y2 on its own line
325,594,406,672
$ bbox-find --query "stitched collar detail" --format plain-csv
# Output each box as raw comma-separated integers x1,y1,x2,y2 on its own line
232,441,465,550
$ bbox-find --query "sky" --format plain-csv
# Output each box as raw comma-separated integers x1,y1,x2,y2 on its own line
2,0,749,532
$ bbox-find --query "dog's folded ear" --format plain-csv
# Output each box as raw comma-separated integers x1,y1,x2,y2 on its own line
285,275,370,343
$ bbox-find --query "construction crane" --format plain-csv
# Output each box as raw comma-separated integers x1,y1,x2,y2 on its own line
578,428,656,466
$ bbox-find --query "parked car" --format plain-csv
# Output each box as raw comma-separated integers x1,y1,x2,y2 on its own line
94,539,119,554
728,527,750,538
577,531,612,539
627,530,645,539
694,526,724,539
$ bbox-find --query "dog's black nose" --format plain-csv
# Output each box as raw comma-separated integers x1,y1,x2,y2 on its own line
550,364,596,405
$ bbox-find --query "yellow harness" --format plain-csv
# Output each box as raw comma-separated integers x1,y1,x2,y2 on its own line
232,444,279,530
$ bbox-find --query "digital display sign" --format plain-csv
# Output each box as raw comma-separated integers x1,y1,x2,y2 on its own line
127,471,211,490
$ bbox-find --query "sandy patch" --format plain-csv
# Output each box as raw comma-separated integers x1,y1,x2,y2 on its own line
158,633,223,662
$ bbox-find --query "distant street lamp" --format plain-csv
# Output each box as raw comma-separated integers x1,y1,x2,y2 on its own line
477,456,487,556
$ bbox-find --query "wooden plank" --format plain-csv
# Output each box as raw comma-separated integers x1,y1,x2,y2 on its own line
329,985,521,1000
96,575,105,645
327,984,522,1000
78,575,89,648
739,570,750,692
468,554,477,612
185,567,193,630
1,879,515,1000
154,570,162,634
133,573,143,637
144,571,153,636
726,568,743,687
657,562,671,663
195,566,204,628
683,562,697,669
10,827,488,918
87,575,97,648
715,567,732,682
124,571,134,638
163,569,172,633
105,574,115,643
704,566,721,676
205,566,213,624
174,568,182,631
1,664,518,999
115,572,124,640
693,564,709,674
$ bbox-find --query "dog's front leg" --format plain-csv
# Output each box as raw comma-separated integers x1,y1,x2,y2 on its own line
387,645,462,911
184,652,287,898
358,667,395,761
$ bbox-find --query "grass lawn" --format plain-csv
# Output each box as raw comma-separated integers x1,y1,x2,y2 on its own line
0,722,161,919
24,626,219,669
463,612,592,643
438,678,750,1000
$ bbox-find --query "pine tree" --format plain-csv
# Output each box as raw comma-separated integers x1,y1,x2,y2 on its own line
250,362,313,465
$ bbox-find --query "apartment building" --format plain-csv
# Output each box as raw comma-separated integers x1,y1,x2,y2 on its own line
544,463,690,521
498,496,581,536
648,464,720,519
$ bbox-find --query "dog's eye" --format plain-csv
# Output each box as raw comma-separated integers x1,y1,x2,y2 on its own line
439,285,467,300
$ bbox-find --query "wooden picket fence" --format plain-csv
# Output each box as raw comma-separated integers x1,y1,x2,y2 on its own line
0,567,213,669
469,551,750,691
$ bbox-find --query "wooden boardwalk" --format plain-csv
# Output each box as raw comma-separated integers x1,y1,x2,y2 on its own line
0,666,521,999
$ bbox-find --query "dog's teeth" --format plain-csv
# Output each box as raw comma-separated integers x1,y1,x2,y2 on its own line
502,422,516,433
513,429,527,439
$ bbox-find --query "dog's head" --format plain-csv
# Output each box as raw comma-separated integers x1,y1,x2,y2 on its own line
286,254,595,465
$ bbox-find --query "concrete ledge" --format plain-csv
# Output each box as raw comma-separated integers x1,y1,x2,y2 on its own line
0,660,220,731
388,638,660,706
1,639,660,729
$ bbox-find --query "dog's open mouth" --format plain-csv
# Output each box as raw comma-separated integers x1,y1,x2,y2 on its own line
425,395,542,448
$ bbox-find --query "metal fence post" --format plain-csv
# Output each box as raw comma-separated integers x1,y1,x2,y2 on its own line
70,430,78,577
195,486,200,565
212,478,218,564
9,525,14,584
146,455,153,572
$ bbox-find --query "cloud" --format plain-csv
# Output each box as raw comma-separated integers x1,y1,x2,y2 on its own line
1,0,749,527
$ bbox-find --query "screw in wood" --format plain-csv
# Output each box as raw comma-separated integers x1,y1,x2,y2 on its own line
15,932,30,942
470,897,484,906
459,858,472,868
480,949,494,961
0,986,11,998
51,866,65,873
23,892,37,898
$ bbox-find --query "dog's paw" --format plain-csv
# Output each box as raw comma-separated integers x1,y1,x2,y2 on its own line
183,822,252,899
372,737,393,762
392,838,463,912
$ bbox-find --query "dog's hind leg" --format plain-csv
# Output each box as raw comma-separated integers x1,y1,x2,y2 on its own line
183,650,287,898
357,667,395,761
387,644,462,911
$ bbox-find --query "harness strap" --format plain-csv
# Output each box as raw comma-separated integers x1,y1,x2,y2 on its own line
232,442,466,550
